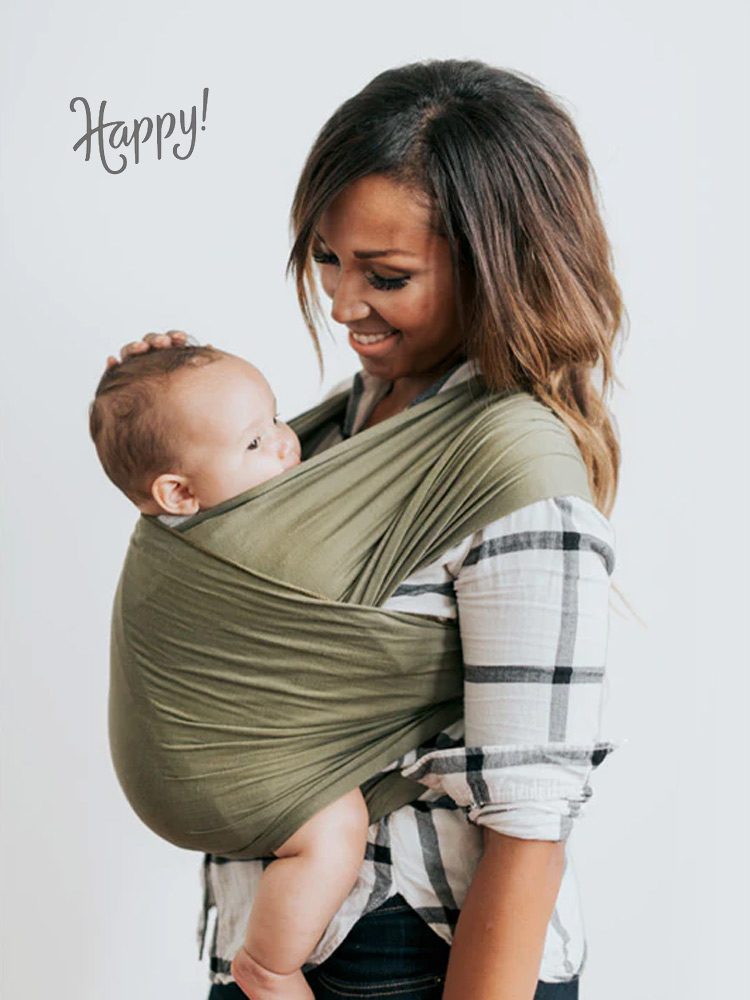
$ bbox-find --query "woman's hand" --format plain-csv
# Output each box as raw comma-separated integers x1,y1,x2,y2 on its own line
105,329,189,370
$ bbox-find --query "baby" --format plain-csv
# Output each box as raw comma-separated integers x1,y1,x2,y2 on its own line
90,343,370,1000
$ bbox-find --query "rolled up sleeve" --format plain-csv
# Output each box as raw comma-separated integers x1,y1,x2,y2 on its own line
401,495,618,842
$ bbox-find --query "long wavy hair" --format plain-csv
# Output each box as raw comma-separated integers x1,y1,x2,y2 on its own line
289,59,627,516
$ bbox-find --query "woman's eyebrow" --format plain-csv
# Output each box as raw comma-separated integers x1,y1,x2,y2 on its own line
314,231,416,259
353,248,417,260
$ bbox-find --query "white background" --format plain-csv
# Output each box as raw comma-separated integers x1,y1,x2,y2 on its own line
1,2,748,997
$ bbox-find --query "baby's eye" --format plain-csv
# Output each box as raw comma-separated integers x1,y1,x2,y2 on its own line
273,413,280,425
247,437,261,451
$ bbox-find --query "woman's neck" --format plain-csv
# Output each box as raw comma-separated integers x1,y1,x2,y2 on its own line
364,353,466,429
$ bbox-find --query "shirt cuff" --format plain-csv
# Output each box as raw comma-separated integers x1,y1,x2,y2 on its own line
401,741,618,841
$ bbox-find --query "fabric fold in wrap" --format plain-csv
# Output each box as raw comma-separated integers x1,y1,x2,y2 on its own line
109,378,594,859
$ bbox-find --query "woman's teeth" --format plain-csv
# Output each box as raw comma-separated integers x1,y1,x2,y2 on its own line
350,330,399,345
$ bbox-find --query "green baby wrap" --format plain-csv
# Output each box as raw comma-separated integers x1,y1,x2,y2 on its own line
109,378,591,860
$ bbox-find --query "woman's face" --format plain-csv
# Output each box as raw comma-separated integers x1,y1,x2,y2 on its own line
314,174,464,383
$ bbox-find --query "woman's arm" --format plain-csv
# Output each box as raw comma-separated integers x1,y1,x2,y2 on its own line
443,830,565,1000
404,494,616,997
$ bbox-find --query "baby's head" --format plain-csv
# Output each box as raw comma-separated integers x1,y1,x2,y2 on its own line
89,345,301,516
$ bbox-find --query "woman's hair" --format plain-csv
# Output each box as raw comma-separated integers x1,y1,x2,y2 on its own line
89,345,222,504
289,59,627,516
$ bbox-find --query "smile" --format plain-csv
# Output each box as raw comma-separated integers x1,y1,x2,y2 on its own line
349,329,400,345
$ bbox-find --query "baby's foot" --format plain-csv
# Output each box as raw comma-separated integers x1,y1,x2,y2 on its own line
230,947,314,1000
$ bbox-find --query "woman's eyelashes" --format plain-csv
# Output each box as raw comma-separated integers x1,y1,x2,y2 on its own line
312,249,337,266
312,249,411,292
367,271,410,292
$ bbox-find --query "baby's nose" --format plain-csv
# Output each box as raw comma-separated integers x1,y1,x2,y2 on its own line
276,426,294,459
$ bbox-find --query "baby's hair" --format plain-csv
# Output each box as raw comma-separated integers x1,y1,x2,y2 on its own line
89,344,223,505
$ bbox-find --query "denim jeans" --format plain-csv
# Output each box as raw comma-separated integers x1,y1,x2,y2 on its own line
207,893,579,1000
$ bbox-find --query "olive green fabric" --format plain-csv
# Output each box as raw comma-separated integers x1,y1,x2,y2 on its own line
109,379,591,860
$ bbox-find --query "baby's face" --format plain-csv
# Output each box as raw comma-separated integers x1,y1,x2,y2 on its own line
162,353,301,511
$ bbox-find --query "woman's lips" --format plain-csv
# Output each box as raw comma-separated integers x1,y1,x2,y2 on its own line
348,328,401,355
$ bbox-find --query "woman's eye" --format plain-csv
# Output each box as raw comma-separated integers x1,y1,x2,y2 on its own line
367,271,411,292
313,246,409,291
247,437,261,451
312,250,338,266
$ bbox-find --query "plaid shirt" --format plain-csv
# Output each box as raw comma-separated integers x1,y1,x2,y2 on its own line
199,360,617,986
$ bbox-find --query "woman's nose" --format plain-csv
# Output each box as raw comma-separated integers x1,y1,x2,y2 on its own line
329,271,370,325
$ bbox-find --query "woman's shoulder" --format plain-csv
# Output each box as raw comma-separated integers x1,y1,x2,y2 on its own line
468,387,576,445
436,494,615,580
490,492,613,536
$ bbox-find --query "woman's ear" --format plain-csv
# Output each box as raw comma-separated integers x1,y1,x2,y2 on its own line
146,473,200,516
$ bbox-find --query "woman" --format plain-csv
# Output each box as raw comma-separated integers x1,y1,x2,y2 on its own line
120,59,623,1000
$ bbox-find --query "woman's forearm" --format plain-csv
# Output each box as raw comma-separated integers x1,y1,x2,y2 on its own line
442,829,566,1000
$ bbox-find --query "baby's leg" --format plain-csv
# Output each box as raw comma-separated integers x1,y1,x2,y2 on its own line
230,787,370,1000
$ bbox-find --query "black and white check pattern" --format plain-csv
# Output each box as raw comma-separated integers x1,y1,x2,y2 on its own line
199,361,617,986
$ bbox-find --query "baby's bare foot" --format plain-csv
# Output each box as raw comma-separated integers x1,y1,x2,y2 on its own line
230,947,314,1000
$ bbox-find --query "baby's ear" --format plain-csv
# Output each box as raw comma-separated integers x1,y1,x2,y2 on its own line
149,474,199,516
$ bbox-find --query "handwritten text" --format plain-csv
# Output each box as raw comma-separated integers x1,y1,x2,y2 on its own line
70,88,209,174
